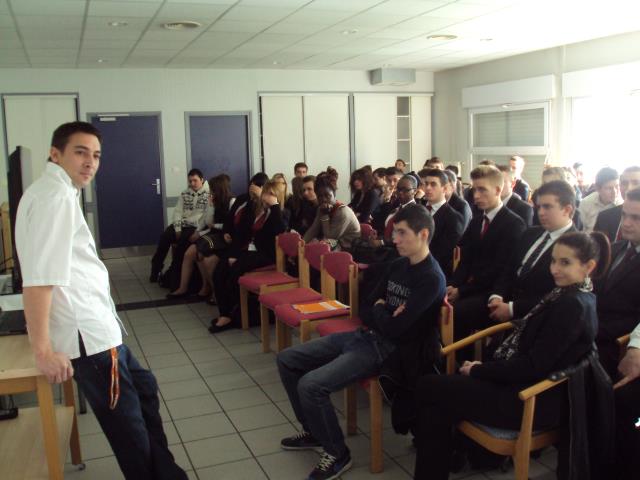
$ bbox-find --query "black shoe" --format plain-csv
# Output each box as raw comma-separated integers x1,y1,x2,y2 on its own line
166,291,188,299
149,271,160,283
208,322,233,334
280,431,322,451
306,449,352,480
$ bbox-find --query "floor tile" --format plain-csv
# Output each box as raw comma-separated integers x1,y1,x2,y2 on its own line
174,410,237,442
132,322,171,335
184,433,252,469
154,364,200,384
169,443,193,472
204,372,256,393
164,421,181,445
249,365,282,385
227,403,289,432
240,423,297,457
78,432,113,460
258,381,289,403
181,336,225,352
65,456,124,479
160,377,211,401
137,331,177,346
187,347,232,363
216,330,262,346
235,352,278,372
195,357,243,377
256,450,320,480
141,340,185,356
226,341,265,358
166,393,222,420
77,411,102,436
146,351,193,369
342,461,412,479
216,386,272,411
197,458,268,480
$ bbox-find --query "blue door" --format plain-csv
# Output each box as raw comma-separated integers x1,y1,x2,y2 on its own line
90,115,165,248
188,114,251,196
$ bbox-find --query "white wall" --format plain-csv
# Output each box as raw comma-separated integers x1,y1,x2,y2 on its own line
0,68,433,207
433,30,640,181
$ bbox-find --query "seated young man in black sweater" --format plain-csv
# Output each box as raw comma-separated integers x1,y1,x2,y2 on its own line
276,204,446,480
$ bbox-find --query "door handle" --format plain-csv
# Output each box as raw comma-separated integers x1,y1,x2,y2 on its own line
151,178,161,195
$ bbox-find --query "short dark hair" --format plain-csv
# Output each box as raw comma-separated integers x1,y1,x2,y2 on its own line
250,172,269,188
302,175,316,184
188,168,203,179
395,158,406,166
555,231,611,279
399,174,418,190
626,187,640,203
478,159,496,166
536,180,576,209
418,168,447,186
424,157,443,168
349,168,373,192
445,165,459,175
393,203,434,242
622,166,640,175
373,167,387,178
442,169,456,185
496,164,510,173
294,162,308,172
595,167,619,187
385,166,403,177
51,121,102,152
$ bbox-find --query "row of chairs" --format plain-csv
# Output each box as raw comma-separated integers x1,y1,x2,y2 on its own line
231,229,627,478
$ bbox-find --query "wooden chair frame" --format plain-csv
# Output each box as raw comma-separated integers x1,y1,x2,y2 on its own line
239,234,302,333
275,254,359,352
344,302,454,473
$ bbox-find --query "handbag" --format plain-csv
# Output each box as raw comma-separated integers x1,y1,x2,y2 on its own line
196,230,228,257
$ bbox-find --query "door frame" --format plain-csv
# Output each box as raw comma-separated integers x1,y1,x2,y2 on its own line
184,111,254,179
85,111,167,251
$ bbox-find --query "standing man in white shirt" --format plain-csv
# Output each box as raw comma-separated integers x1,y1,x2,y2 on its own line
579,166,622,233
15,122,187,480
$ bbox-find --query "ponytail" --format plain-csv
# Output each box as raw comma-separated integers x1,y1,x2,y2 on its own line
555,231,611,279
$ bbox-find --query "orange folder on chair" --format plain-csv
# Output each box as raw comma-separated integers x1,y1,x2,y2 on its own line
292,300,349,314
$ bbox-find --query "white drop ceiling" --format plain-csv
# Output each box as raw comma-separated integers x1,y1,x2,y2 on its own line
0,0,639,71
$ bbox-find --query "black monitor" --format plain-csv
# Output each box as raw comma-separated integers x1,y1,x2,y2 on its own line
6,146,25,291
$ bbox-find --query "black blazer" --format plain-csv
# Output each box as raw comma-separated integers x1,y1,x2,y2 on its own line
493,225,576,318
429,203,464,280
371,198,400,237
506,193,533,227
452,206,526,297
593,205,621,243
254,204,286,260
513,178,530,202
448,192,472,230
349,189,381,224
594,241,640,341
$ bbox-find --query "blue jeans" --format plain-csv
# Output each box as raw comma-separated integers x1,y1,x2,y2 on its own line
71,343,187,480
276,329,389,457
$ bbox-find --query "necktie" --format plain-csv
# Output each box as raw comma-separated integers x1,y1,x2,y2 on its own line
615,223,623,242
519,233,551,277
610,244,637,278
480,215,490,238
426,205,433,213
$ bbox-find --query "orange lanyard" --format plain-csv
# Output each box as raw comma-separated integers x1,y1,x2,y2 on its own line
109,347,120,410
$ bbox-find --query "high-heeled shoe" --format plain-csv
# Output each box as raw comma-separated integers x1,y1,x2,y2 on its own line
208,321,233,334
166,291,188,299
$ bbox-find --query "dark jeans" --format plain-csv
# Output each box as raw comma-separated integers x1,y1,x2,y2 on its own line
71,344,187,480
151,225,196,277
212,251,273,318
615,377,640,480
413,374,564,480
276,330,387,457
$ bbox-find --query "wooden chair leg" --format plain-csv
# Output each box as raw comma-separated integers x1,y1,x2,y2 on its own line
300,320,311,343
63,379,82,465
240,286,250,330
514,397,535,480
513,451,530,480
260,304,271,353
276,318,289,352
345,385,358,435
369,381,384,473
36,376,64,480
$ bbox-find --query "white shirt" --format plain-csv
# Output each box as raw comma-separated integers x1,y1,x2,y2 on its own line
516,222,574,276
483,201,503,223
579,191,622,233
629,321,640,350
15,163,123,359
427,198,447,215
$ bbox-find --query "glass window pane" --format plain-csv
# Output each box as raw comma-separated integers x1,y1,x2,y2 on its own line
397,117,410,140
473,108,545,147
397,97,410,116
471,154,547,190
398,140,411,164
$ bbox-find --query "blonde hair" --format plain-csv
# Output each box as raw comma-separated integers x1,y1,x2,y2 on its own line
470,165,503,187
262,179,285,210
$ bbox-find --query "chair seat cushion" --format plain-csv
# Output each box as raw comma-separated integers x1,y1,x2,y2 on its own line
253,264,275,272
467,421,547,440
316,317,362,337
238,271,297,292
259,288,323,310
275,302,350,328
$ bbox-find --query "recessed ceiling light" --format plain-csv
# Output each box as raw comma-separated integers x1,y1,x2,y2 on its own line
340,29,358,35
97,59,106,63
108,21,128,27
272,61,280,65
163,21,202,31
501,103,511,109
427,34,457,41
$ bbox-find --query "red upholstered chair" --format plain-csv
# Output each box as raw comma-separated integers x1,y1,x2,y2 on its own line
317,300,454,473
359,223,374,241
237,232,302,331
273,251,359,351
257,242,330,352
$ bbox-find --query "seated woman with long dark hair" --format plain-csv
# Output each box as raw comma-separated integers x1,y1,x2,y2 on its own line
348,167,381,224
412,231,611,480
167,174,234,300
209,179,286,333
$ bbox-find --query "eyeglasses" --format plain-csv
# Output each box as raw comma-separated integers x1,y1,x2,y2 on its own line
396,187,415,193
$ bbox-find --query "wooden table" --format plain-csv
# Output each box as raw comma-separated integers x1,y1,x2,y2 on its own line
0,335,82,479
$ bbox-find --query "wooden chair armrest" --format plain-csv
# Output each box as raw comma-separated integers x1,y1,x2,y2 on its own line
617,334,631,349
441,322,514,356
518,377,567,401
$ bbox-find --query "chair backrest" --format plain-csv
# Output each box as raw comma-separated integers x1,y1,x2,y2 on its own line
276,232,302,272
297,242,331,289
359,223,374,241
439,298,455,373
320,251,359,317
452,246,461,273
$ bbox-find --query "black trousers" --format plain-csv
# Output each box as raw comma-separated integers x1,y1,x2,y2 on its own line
212,251,273,318
413,374,564,480
615,377,640,480
150,225,196,276
451,293,490,341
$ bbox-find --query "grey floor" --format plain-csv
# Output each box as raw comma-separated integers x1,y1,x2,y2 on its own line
42,252,559,479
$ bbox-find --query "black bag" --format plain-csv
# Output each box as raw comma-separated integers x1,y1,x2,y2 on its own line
196,231,227,257
349,238,398,264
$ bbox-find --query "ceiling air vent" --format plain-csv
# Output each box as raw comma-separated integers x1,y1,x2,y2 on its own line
163,21,202,30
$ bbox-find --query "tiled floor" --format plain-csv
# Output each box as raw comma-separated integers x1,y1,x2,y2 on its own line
44,254,557,479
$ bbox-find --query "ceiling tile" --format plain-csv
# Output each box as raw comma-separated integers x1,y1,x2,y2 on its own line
191,31,254,46
429,1,504,19
0,14,13,27
156,3,229,20
85,16,151,29
223,5,298,22
304,0,383,12
88,1,162,18
393,14,455,32
10,0,86,16
241,0,309,6
23,39,79,48
16,15,83,29
336,12,414,28
81,39,137,49
368,0,453,16
164,0,234,4
368,27,428,40
27,48,77,56
210,20,272,33
264,21,325,35
250,32,306,45
20,28,82,40
283,9,353,25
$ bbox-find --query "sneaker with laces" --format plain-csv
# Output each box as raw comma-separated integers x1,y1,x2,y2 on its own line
307,449,352,480
280,431,322,451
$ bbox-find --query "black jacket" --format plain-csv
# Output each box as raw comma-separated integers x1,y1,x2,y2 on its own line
492,225,576,318
349,189,381,224
593,205,622,243
452,207,526,297
513,178,530,202
448,192,472,230
287,198,318,236
428,203,464,280
506,193,533,227
252,204,286,260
